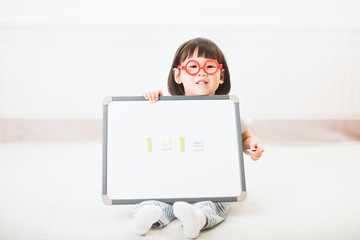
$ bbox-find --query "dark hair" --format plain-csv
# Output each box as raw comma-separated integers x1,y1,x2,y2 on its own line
167,37,231,95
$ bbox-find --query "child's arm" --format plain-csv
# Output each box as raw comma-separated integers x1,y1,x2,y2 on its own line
241,130,264,161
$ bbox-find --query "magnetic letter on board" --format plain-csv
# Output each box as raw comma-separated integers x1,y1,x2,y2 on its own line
160,140,171,150
192,140,203,151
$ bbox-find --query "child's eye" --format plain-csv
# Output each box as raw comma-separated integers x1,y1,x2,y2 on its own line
206,65,216,69
189,65,198,68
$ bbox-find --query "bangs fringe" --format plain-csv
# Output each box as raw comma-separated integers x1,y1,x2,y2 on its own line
179,38,220,63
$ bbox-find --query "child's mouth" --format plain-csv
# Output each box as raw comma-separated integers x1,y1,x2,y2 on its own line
196,80,208,85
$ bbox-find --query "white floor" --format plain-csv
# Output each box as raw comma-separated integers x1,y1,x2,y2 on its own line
1,142,360,240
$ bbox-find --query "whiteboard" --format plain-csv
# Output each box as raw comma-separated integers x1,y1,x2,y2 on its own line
102,95,247,205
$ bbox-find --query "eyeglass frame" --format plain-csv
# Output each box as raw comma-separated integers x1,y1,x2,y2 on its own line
177,59,223,76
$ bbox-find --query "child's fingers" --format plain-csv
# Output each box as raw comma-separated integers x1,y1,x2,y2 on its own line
252,151,263,158
152,90,163,102
143,92,150,100
143,90,163,103
248,151,261,158
253,153,262,158
250,141,263,148
247,150,263,161
247,148,261,154
250,153,260,161
155,90,163,101
249,146,264,153
255,148,264,154
150,91,157,102
144,91,156,102
256,144,264,152
250,153,262,160
155,91,160,101
249,141,259,149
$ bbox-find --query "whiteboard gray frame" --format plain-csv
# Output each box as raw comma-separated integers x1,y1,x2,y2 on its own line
102,95,247,205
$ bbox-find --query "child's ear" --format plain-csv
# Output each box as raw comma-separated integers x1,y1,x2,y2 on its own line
173,68,182,84
219,69,225,84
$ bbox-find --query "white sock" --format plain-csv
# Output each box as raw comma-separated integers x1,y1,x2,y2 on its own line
173,201,207,239
134,205,162,235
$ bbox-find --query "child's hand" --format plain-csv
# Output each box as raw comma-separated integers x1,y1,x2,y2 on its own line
143,90,163,103
247,140,264,161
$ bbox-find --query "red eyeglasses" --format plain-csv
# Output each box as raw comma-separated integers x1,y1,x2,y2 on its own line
177,59,223,76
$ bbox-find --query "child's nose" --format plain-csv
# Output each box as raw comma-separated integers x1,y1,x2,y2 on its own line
197,67,207,76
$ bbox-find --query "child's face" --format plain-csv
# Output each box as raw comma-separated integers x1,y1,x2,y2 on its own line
174,55,224,96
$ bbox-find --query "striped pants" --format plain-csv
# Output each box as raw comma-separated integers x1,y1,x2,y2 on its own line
134,200,232,229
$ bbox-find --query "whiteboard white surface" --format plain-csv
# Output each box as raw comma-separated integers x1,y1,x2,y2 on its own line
104,96,245,203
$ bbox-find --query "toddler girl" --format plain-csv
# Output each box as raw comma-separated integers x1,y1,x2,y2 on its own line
136,37,264,238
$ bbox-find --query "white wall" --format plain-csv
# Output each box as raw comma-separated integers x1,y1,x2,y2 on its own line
1,0,360,119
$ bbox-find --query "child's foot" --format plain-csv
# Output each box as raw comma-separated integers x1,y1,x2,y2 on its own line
134,205,162,235
173,201,206,239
